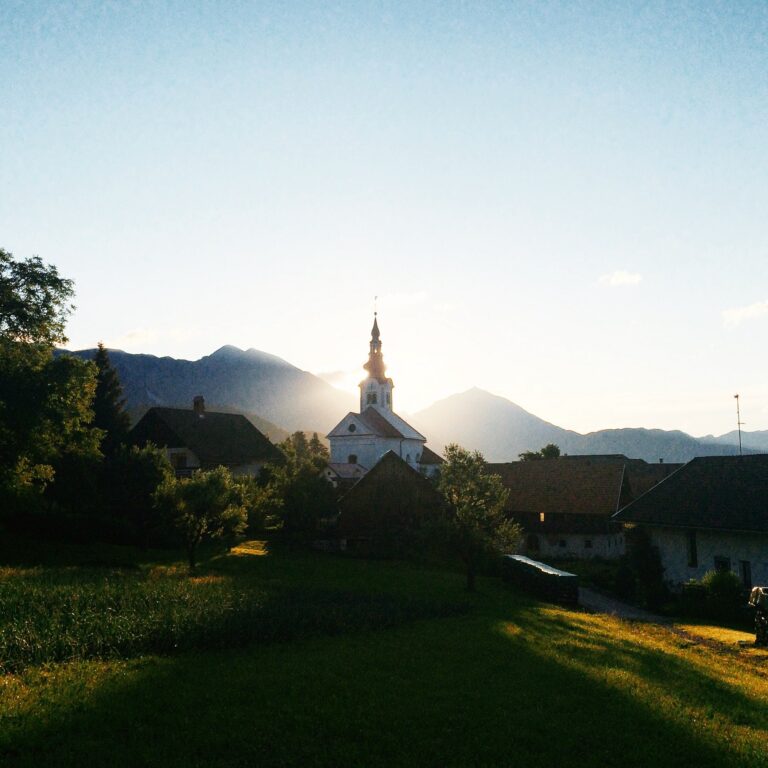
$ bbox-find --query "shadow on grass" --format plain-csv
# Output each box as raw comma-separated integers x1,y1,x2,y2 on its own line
4,582,768,767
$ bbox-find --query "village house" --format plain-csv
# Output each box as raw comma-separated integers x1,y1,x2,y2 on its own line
489,457,631,559
337,450,447,554
130,396,284,477
327,315,443,479
613,454,768,590
487,455,680,560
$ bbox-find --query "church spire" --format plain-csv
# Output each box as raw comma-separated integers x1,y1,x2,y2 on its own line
364,313,386,380
360,313,393,411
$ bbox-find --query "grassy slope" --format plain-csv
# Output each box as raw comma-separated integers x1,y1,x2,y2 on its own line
1,540,767,768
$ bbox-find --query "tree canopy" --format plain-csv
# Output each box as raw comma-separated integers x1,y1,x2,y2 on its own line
155,466,247,569
0,249,99,509
0,248,74,346
518,443,561,461
439,444,522,591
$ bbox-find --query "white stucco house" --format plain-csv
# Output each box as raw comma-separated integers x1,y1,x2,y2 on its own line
613,454,768,589
327,316,442,479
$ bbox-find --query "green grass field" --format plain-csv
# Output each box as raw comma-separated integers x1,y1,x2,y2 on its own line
1,537,767,768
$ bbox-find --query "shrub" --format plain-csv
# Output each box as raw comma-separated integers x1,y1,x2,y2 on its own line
701,569,744,622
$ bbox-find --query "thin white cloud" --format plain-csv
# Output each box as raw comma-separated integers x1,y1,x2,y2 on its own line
598,270,643,287
722,299,768,328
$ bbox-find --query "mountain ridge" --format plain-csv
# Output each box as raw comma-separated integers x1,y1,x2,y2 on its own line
411,388,754,463
59,347,759,463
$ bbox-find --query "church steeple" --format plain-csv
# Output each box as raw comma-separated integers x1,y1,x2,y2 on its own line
360,313,394,411
364,314,386,381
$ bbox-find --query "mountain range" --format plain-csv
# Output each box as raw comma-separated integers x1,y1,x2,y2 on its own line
64,345,355,440
410,388,756,463
64,346,761,463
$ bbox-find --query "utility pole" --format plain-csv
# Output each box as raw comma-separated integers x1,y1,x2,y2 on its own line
734,394,744,456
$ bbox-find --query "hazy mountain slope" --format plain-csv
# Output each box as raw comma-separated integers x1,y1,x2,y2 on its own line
409,388,580,459
700,429,768,453
412,388,752,463
63,346,356,435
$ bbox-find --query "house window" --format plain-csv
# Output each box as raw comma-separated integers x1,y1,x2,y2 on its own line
558,539,566,548
348,454,357,464
527,534,540,552
714,556,730,573
584,539,593,549
386,393,391,405
740,561,752,589
366,393,377,405
687,530,698,568
539,512,545,524
348,423,356,433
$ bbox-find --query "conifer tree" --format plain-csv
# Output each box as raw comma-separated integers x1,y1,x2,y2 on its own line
92,342,130,455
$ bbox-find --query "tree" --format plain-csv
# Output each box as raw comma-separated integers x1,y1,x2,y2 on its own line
261,431,336,540
438,444,522,591
0,248,74,346
518,443,561,461
106,444,172,546
155,466,247,569
92,342,130,456
280,431,329,471
0,249,100,510
0,347,101,507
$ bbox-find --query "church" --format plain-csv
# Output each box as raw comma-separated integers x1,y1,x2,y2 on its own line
326,315,443,480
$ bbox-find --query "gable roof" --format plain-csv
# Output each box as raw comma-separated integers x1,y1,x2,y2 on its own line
487,459,627,516
613,455,768,533
327,407,426,442
130,407,284,468
358,407,405,438
419,445,444,465
339,451,445,508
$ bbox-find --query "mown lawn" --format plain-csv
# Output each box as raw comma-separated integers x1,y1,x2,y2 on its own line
1,538,767,767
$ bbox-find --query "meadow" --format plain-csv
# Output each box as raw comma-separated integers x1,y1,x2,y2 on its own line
1,537,767,767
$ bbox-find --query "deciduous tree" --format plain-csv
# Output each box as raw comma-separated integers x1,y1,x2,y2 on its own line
518,443,561,461
0,249,100,509
155,466,247,569
439,443,521,591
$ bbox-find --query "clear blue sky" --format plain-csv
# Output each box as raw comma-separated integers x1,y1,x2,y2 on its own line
2,1,767,435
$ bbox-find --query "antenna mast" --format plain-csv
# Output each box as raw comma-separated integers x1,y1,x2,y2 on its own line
734,394,744,456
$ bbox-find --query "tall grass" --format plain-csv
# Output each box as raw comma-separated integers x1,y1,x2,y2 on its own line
0,564,467,673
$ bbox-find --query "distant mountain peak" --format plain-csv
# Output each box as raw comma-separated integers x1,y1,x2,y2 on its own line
206,345,295,369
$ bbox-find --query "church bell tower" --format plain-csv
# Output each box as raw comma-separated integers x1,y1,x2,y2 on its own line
360,314,394,412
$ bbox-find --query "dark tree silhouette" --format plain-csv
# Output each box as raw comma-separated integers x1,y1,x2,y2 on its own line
92,342,130,455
